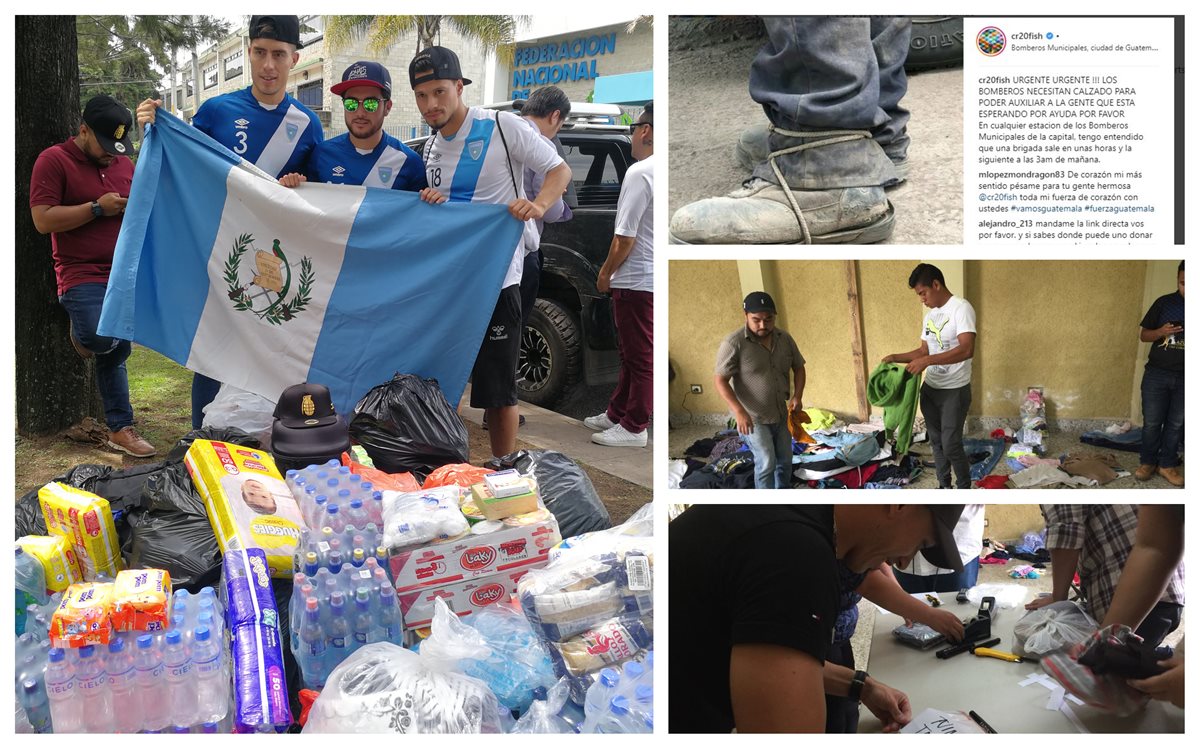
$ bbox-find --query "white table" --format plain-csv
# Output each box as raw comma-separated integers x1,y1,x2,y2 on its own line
858,598,1184,733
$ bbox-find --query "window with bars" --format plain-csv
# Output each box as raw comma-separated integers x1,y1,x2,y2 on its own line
224,50,243,81
203,64,218,89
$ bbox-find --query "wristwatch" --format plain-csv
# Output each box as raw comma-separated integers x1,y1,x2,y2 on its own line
848,669,869,702
90,200,103,217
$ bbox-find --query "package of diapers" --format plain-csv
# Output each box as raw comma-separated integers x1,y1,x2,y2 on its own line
184,439,303,578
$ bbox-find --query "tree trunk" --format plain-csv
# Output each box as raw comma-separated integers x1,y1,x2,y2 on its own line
15,15,103,436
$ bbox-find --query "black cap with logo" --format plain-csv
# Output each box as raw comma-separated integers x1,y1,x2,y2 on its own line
274,383,340,428
409,46,472,88
249,15,302,48
743,291,776,314
83,95,134,156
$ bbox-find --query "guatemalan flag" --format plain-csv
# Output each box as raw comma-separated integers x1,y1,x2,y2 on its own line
99,109,522,414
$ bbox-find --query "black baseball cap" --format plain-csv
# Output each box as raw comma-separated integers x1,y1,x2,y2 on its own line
274,383,339,428
249,15,302,48
331,60,392,98
920,505,966,572
83,95,134,155
743,291,776,314
409,46,472,88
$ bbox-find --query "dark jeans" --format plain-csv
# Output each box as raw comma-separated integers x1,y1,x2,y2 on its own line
519,250,543,328
192,373,222,430
921,383,972,488
825,639,861,733
605,288,652,433
1139,366,1184,468
749,16,910,189
894,557,981,594
59,283,133,432
1134,601,1183,648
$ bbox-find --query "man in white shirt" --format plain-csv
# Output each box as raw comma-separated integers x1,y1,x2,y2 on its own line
410,46,571,462
882,264,977,488
586,103,654,447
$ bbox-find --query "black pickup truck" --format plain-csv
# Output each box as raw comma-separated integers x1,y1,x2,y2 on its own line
408,111,633,408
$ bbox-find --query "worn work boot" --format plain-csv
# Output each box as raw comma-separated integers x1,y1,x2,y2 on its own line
1134,463,1156,481
1158,465,1184,487
670,178,894,244
106,426,157,457
68,321,94,360
734,121,910,185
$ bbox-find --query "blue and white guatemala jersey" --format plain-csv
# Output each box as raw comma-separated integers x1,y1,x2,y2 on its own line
307,132,426,191
192,86,323,179
424,107,563,288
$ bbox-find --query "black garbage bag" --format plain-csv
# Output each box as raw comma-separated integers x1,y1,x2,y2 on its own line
349,373,469,477
15,462,147,539
167,426,260,462
124,463,224,591
497,450,611,538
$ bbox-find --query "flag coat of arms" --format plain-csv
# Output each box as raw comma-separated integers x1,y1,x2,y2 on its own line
99,110,523,414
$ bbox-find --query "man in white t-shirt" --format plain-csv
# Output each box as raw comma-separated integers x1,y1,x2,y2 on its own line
410,46,571,463
882,264,977,488
586,103,654,448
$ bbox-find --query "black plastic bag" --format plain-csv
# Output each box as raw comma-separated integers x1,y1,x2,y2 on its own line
349,373,469,477
124,463,223,591
167,426,260,462
497,450,611,538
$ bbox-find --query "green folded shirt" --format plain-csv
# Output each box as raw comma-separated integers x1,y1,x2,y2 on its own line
867,362,922,454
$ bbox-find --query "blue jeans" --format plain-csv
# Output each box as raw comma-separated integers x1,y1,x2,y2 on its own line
1140,366,1184,468
894,557,981,594
59,283,133,431
742,420,794,489
192,373,222,430
749,16,910,189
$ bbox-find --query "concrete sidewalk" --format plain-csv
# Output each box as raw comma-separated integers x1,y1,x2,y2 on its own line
459,387,653,490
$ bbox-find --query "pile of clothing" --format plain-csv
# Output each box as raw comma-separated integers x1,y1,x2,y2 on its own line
997,449,1130,488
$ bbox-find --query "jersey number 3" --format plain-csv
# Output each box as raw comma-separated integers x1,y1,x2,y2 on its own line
233,130,248,155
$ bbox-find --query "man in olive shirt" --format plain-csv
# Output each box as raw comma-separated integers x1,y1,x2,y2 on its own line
714,291,806,489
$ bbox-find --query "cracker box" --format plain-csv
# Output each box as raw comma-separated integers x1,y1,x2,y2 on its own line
389,513,561,593
50,582,115,648
184,440,303,579
111,569,172,632
38,483,124,580
397,568,534,630
17,535,84,593
468,480,540,521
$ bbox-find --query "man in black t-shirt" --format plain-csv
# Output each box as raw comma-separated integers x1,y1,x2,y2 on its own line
1136,261,1184,486
669,504,966,733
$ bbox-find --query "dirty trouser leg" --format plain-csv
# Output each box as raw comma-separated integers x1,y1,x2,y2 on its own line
748,16,907,189
871,16,912,161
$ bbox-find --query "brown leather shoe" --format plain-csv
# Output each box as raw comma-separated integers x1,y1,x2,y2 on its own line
69,321,94,359
1135,463,1157,481
1158,466,1184,487
106,426,156,457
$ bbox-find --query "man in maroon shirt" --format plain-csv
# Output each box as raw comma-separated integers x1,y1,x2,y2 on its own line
29,94,155,457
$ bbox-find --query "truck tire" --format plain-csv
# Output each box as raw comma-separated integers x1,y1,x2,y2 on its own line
519,298,582,409
908,16,964,72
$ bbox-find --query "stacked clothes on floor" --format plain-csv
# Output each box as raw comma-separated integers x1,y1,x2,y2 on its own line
993,446,1131,488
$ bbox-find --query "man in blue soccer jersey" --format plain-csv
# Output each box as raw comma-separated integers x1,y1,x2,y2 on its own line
136,15,324,430
410,46,572,463
279,61,425,191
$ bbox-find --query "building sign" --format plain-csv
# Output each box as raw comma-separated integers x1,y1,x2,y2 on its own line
511,32,618,98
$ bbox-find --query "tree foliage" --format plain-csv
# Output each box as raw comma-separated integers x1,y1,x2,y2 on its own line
325,15,529,65
76,15,230,107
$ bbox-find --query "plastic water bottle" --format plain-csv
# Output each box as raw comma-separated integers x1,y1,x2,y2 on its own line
344,498,370,530
327,591,351,668
582,668,621,731
15,546,48,635
20,678,52,734
134,634,170,732
299,597,329,688
163,630,197,728
377,585,404,645
595,695,640,733
106,637,141,733
193,626,228,724
323,504,346,533
76,644,115,733
45,648,80,733
353,587,375,646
